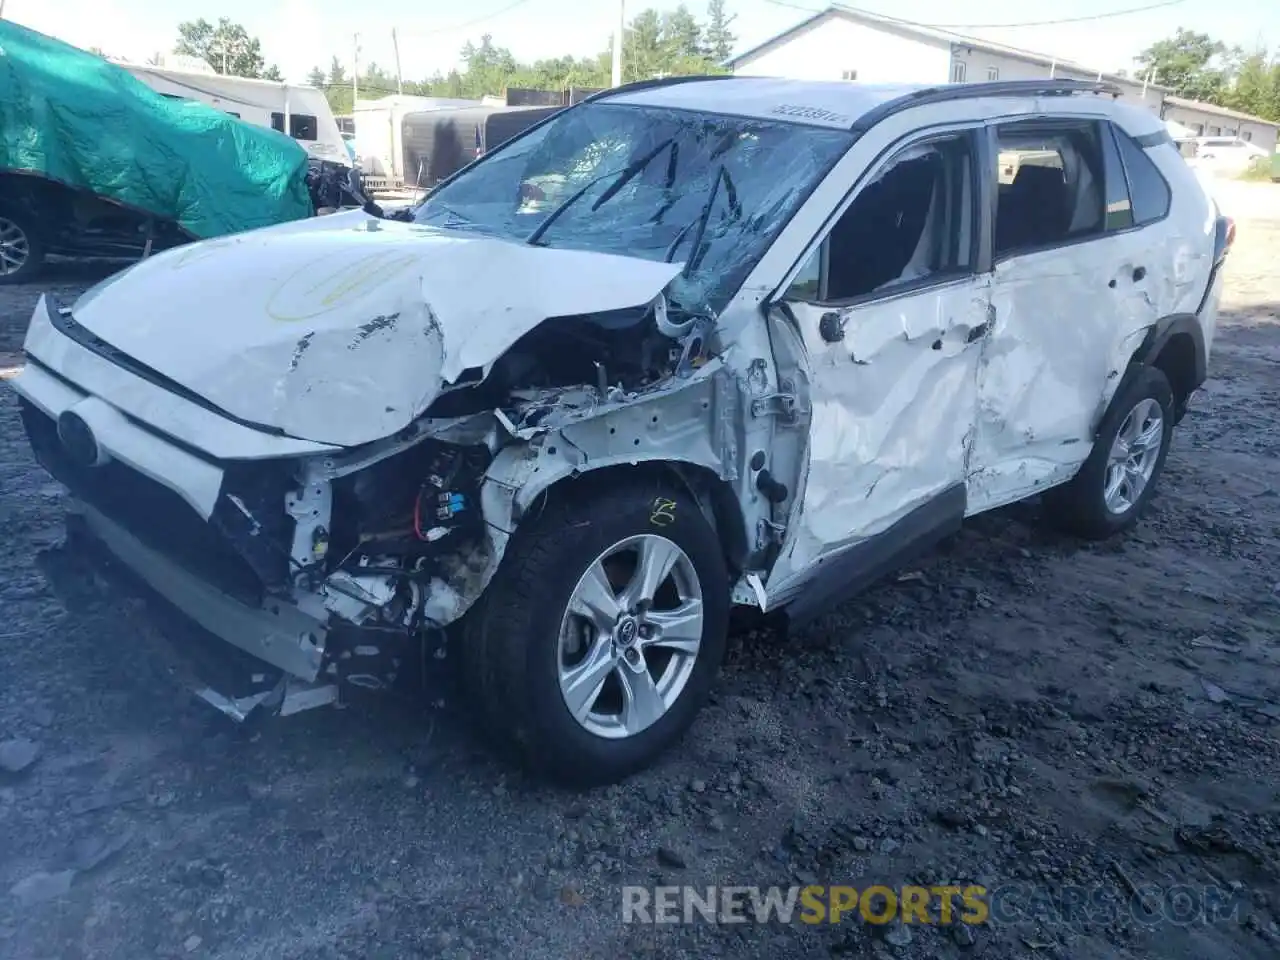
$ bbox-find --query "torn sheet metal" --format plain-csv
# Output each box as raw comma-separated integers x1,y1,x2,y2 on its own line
764,280,988,594
65,214,682,447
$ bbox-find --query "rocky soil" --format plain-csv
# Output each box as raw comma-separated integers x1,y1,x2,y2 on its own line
1,184,1278,959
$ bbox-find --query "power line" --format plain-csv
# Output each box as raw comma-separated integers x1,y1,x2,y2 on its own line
393,0,538,38
763,0,1186,30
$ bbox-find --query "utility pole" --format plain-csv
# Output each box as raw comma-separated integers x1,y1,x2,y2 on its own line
611,0,625,87
392,28,403,95
352,33,360,107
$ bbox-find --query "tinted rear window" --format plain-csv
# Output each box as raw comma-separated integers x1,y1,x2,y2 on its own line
1114,129,1171,225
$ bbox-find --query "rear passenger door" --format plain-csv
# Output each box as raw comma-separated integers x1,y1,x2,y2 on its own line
968,117,1165,514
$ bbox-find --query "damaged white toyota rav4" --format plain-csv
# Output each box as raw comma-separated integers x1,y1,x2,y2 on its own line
11,77,1232,784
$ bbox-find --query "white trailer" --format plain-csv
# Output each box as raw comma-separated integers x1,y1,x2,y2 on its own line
117,59,348,164
352,94,480,188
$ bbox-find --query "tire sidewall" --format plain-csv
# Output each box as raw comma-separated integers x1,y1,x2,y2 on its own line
1081,366,1175,533
509,483,730,778
0,204,44,285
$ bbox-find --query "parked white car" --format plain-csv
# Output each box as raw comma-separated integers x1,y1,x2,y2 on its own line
10,77,1234,785
1189,135,1271,174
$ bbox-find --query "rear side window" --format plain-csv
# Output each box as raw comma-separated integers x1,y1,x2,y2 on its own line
1112,127,1171,225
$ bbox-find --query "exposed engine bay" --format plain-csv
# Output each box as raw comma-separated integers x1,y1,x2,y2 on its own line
188,293,719,692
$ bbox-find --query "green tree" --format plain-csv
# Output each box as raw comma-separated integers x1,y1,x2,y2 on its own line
307,66,327,88
662,5,703,62
327,55,347,86
174,18,282,79
703,0,737,62
1226,50,1271,117
624,9,666,81
1135,28,1227,101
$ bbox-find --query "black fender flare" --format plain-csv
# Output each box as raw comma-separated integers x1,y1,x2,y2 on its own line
1130,313,1207,389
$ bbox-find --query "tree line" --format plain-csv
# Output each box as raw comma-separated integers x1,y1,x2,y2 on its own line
307,1,737,115
168,2,735,117
1135,29,1280,122
165,14,1280,125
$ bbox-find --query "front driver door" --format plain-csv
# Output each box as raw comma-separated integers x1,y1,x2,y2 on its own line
763,125,992,607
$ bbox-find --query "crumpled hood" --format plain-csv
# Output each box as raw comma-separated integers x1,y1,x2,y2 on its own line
70,211,682,447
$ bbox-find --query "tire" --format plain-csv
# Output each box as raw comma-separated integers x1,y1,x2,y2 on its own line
1043,365,1175,540
0,205,46,285
460,476,730,786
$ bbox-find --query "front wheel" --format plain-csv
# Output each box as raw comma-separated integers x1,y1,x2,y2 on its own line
461,478,730,786
1043,365,1175,539
0,206,45,285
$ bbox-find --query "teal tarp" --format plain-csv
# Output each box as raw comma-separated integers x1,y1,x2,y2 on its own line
0,20,314,239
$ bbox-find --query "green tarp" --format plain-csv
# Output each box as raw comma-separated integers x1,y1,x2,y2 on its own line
0,20,314,239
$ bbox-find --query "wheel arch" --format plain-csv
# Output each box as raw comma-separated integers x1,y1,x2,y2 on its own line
486,449,751,580
1129,313,1206,423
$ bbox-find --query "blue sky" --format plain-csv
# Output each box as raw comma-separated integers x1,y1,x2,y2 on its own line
6,0,1279,85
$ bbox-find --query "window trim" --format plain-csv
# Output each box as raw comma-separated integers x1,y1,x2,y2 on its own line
781,125,989,309
1098,121,1134,231
988,117,1120,265
987,66,999,81
951,60,967,83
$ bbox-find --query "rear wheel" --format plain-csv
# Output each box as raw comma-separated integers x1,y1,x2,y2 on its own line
1043,365,1174,539
0,206,45,285
460,478,729,785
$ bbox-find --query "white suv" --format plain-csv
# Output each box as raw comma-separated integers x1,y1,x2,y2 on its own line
10,77,1233,784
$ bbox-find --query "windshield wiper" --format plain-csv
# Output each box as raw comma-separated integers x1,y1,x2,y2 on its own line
664,163,740,276
526,137,676,246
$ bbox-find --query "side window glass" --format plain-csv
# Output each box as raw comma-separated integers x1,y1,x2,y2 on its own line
788,248,822,301
1099,124,1134,231
1112,127,1172,225
290,114,319,141
993,120,1106,258
785,131,976,303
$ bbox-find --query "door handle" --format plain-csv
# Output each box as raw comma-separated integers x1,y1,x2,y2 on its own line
1132,266,1146,282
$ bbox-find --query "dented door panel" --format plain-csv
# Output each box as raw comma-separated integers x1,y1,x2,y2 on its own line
764,278,990,599
968,234,1161,514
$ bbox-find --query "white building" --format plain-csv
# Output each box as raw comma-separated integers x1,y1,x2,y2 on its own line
1160,96,1279,153
726,6,1167,112
726,6,1280,154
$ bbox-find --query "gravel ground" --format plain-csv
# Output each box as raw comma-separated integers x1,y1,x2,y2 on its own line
1,185,1278,960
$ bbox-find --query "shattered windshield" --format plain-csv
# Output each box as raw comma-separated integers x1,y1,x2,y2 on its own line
414,103,853,315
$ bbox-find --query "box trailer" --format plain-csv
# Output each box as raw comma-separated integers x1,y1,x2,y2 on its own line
352,95,481,188
400,105,562,189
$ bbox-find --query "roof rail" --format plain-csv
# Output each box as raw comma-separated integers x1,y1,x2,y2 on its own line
851,79,1123,132
582,73,737,103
